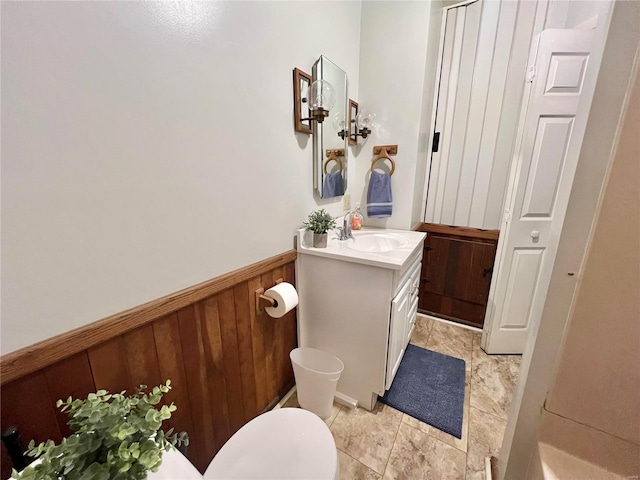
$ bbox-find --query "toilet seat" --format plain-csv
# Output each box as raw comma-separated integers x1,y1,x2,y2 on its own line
203,408,339,480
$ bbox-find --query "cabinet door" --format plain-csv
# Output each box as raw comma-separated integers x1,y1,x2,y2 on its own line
418,226,498,328
386,279,411,390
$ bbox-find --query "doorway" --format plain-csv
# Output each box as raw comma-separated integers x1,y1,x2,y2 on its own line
420,0,563,348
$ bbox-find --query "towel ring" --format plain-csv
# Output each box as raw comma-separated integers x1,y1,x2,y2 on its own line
324,149,344,174
371,149,395,176
324,157,343,174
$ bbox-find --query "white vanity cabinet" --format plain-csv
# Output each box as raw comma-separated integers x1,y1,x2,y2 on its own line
296,228,426,411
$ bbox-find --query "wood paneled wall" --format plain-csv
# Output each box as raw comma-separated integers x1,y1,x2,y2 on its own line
1,252,297,476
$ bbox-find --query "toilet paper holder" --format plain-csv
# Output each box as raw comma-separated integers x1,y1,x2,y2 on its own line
255,278,283,314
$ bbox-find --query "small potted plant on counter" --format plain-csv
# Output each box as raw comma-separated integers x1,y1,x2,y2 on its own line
12,380,188,480
303,209,336,248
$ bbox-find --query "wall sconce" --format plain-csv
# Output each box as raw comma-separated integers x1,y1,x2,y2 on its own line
333,113,348,140
305,79,336,124
355,110,375,140
293,68,336,133
348,100,375,144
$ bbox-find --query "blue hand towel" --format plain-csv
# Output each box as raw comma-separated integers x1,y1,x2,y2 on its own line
322,171,344,198
367,171,392,218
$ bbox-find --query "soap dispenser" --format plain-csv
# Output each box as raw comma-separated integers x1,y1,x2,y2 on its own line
351,203,364,230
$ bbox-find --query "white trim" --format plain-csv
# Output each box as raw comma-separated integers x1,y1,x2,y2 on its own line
417,312,483,332
485,457,493,480
445,0,480,9
334,391,358,410
273,385,297,410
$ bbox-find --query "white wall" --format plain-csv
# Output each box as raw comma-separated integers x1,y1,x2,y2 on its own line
353,1,432,230
545,57,640,445
0,1,361,354
546,0,605,29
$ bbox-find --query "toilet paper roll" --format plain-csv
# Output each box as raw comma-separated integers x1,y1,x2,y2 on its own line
264,282,299,318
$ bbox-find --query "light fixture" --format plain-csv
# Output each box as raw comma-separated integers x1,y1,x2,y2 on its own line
333,113,348,140
293,67,338,133
355,110,375,140
303,79,336,124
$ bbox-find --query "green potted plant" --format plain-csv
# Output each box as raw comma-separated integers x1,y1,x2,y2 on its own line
303,209,336,248
12,380,188,480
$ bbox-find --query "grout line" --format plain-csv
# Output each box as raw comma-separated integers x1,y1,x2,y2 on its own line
380,406,404,478
469,404,509,423
326,404,343,428
403,418,469,455
337,447,382,478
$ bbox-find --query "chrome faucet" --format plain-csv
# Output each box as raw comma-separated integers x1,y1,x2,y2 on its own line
338,211,353,240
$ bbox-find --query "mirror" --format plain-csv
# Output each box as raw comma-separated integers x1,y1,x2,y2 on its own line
312,56,348,199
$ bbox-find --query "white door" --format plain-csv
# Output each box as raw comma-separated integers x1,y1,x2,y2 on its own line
425,0,483,226
483,29,596,354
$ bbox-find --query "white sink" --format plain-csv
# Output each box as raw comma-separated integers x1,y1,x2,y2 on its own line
346,232,410,252
297,227,426,271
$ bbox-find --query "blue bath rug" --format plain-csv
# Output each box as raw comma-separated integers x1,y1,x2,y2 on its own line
380,344,466,439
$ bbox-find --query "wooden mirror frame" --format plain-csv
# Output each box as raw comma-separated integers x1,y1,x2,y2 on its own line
348,99,358,145
293,68,313,134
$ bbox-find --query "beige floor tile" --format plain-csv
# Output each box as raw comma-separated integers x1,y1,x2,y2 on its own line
384,422,466,479
280,319,524,479
401,366,471,453
471,331,482,347
466,407,507,479
330,402,403,475
283,391,342,426
338,450,382,480
470,336,521,420
409,315,434,349
425,320,474,366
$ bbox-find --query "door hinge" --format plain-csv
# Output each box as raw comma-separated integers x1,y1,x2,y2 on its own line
527,64,537,83
425,246,433,251
503,209,512,224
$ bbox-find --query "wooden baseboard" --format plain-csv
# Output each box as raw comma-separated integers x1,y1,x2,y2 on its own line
1,250,296,385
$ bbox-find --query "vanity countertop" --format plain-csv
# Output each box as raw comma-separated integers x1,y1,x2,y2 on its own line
296,227,426,271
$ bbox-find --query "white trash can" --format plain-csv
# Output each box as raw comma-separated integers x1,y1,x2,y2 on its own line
290,347,344,420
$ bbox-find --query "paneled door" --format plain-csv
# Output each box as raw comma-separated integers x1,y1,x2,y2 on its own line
483,29,596,353
425,0,484,227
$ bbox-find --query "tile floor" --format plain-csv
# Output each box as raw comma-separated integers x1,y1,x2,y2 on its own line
284,315,522,479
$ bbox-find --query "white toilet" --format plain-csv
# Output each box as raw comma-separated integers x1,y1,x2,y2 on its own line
203,407,339,480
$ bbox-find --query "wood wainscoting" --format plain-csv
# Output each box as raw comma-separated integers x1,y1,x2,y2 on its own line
0,251,297,476
414,223,499,328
